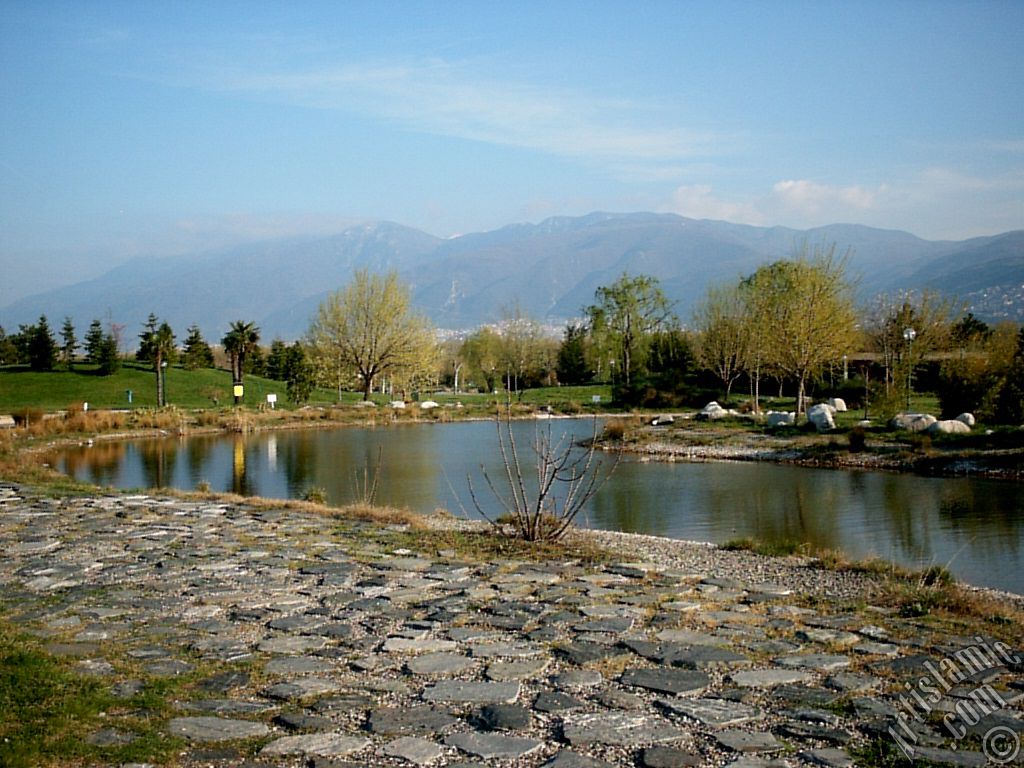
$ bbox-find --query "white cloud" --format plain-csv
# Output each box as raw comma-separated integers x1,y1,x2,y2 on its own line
770,179,888,215
198,58,719,172
663,179,891,228
662,185,765,224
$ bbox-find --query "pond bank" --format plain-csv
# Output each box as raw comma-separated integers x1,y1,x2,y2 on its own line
603,419,1024,481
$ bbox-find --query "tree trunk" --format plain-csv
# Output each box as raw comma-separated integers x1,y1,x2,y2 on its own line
155,351,164,407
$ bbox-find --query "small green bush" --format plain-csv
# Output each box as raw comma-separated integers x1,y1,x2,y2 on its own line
303,486,328,504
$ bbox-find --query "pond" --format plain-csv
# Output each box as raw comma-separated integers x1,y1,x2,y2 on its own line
58,419,1024,595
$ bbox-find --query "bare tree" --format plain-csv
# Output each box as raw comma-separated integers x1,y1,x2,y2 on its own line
468,407,616,542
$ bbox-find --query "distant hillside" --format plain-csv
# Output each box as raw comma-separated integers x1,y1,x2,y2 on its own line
2,213,1021,340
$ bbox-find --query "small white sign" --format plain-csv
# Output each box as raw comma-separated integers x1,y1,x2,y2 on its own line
266,393,277,408
592,395,602,403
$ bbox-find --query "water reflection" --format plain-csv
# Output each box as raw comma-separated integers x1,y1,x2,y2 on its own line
57,421,1024,594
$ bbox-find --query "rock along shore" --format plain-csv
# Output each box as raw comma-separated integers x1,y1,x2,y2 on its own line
1,483,1022,768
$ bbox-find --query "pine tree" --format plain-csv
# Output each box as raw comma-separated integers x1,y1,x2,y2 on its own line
181,324,214,370
27,315,58,371
266,339,288,381
60,316,77,369
85,320,105,363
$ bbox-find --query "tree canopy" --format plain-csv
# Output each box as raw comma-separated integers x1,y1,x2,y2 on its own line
307,269,436,400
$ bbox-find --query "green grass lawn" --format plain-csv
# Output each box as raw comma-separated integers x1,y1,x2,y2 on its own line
0,364,616,415
0,362,339,412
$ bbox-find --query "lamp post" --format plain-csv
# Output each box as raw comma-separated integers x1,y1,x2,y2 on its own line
160,360,168,407
902,327,916,411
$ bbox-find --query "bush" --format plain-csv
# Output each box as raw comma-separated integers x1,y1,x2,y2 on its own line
303,486,328,504
12,408,44,427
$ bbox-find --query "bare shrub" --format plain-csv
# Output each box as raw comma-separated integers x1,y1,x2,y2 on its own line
469,407,617,542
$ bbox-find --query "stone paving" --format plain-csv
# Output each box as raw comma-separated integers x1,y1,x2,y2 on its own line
1,482,1022,767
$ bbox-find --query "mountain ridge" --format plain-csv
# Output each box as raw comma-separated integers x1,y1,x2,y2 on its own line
2,213,1021,340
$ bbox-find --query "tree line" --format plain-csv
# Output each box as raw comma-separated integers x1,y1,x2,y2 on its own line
3,248,1023,423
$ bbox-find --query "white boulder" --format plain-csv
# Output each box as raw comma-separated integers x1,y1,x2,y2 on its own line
826,397,848,412
955,412,976,428
890,413,937,433
766,411,796,428
419,400,440,410
696,401,729,421
927,419,971,435
807,403,836,432
389,401,406,409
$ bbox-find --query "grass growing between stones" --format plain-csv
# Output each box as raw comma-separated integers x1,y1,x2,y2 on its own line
355,524,614,566
0,621,185,767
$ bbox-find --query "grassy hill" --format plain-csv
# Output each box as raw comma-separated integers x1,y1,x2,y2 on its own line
0,362,333,412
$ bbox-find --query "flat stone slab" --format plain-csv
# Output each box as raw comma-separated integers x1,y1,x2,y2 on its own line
562,712,688,746
383,637,459,653
657,697,763,727
716,729,785,753
776,653,851,671
731,669,815,688
383,735,445,765
260,732,370,757
406,652,475,676
544,749,619,767
641,745,704,767
663,645,750,669
444,731,544,759
262,677,342,700
422,680,520,704
486,657,550,681
166,716,270,742
367,706,459,735
265,656,336,675
620,668,710,696
800,748,856,767
257,635,328,654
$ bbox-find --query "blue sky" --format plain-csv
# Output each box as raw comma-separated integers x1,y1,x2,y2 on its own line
1,1,1022,302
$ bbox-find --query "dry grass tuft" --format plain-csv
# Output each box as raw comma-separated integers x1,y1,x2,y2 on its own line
331,501,426,528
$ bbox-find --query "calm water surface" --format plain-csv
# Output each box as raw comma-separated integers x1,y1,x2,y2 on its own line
59,419,1024,595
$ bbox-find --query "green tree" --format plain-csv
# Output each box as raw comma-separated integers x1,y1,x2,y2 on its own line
285,343,316,404
26,315,58,372
181,324,214,370
743,243,857,417
996,326,1024,425
497,304,543,398
60,316,77,369
139,316,176,406
556,323,592,385
586,273,676,400
84,320,105,364
266,339,289,381
0,326,17,365
863,290,954,405
95,333,121,375
693,283,749,403
308,270,436,401
222,320,261,404
460,327,503,393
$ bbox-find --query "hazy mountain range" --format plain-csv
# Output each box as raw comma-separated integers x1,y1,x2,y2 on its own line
2,212,1022,341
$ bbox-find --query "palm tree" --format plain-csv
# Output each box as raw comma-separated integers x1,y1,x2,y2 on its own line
222,320,260,404
139,317,176,406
